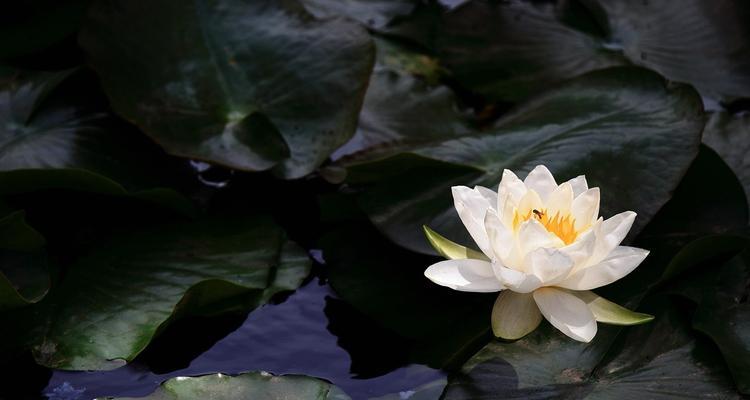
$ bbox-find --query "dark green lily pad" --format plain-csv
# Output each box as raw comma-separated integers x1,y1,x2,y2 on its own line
0,68,194,214
436,0,626,102
703,111,750,210
443,297,740,399
435,0,750,102
353,67,704,254
332,38,468,165
591,0,750,100
693,250,750,394
300,0,417,29
371,378,447,400
321,223,495,369
10,216,309,370
103,371,349,400
79,0,375,179
0,210,48,311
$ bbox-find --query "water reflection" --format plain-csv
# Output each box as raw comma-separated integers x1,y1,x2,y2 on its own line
44,277,444,399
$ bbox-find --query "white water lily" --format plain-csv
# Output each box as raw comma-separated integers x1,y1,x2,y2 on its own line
424,165,653,342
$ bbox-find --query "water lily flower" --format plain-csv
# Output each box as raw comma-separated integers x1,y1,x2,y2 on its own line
424,165,653,342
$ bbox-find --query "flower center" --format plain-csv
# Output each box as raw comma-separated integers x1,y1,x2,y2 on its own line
513,209,578,245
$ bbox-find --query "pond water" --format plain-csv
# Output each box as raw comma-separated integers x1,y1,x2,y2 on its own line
39,270,444,400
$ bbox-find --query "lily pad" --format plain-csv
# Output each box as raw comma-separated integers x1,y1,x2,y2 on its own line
693,250,750,394
10,216,310,370
703,111,750,210
104,371,350,400
0,68,194,214
435,0,750,102
321,223,495,369
332,38,468,165
442,297,740,399
79,0,375,179
0,210,49,311
591,0,750,100
436,0,626,102
353,67,704,254
300,0,417,29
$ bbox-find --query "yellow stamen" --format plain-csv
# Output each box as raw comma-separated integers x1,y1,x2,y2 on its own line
513,208,578,245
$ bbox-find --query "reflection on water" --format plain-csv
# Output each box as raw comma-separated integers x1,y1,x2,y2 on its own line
43,276,444,399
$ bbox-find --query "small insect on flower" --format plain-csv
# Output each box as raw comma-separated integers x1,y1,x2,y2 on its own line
423,165,653,342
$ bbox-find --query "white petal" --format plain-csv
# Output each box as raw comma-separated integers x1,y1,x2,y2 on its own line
533,287,598,342
499,193,517,229
545,182,574,217
556,246,649,290
424,259,503,292
452,186,493,256
494,264,543,293
474,185,498,211
571,188,600,231
565,175,589,197
516,189,544,217
497,169,527,205
491,291,542,339
559,226,598,272
523,165,558,201
524,248,574,285
589,211,637,265
485,210,513,260
518,219,563,256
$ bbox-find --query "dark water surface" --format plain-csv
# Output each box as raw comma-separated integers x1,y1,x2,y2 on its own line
40,275,444,400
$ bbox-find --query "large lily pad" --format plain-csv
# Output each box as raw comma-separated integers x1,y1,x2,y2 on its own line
105,371,350,400
0,68,193,214
332,38,468,164
693,250,750,394
703,112,750,210
591,0,750,100
436,0,626,102
79,0,375,179
443,297,740,399
321,223,495,369
10,216,310,370
0,210,48,311
352,67,704,254
300,0,417,29
435,0,750,102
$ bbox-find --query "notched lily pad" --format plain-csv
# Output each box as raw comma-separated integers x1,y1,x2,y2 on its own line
0,68,194,214
11,216,310,370
0,210,49,311
101,371,350,400
443,297,740,399
79,0,375,178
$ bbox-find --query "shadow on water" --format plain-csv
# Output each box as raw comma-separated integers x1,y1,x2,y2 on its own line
38,274,444,400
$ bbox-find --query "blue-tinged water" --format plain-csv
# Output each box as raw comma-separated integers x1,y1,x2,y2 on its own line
42,276,444,400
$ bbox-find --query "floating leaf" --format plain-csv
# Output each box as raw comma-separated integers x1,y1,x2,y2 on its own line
322,223,494,369
436,0,625,102
79,0,374,178
591,0,750,100
443,297,740,399
0,211,48,311
300,0,417,29
9,216,309,370
0,68,194,214
332,37,467,164
354,68,704,254
693,250,750,394
435,0,750,101
104,371,350,400
703,111,750,210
